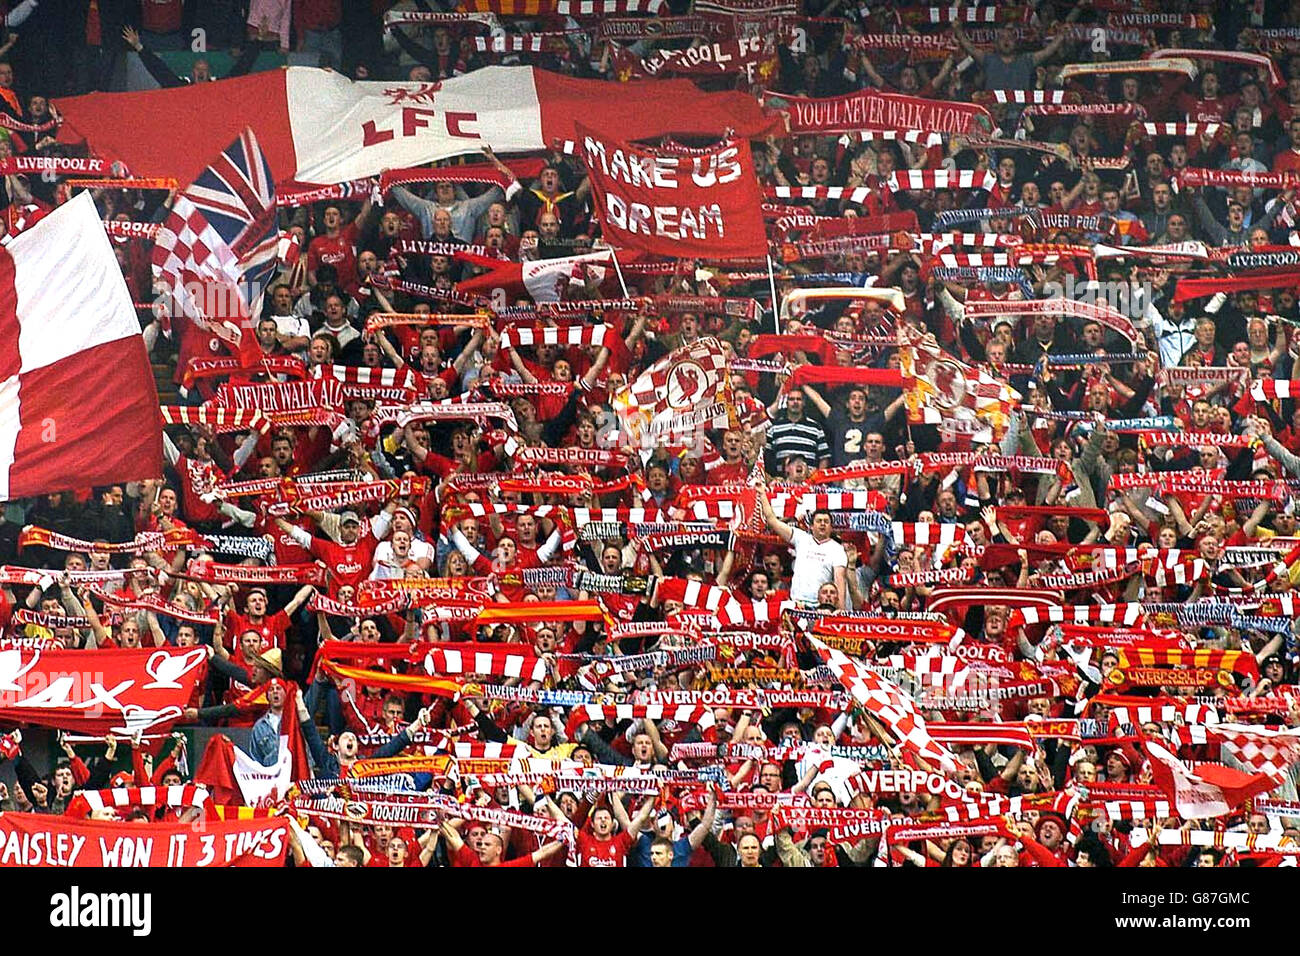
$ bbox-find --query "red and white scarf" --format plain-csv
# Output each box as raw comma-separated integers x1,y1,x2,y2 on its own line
185,561,326,585
1177,167,1300,191
275,178,375,208
0,156,104,175
159,405,272,434
88,588,220,625
888,169,997,192
499,323,607,351
181,356,307,388
265,476,430,516
19,527,200,555
1144,122,1222,138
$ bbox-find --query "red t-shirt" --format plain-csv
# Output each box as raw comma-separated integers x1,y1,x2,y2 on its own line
224,609,291,651
453,844,535,867
141,0,183,32
175,454,224,525
309,529,381,596
255,507,315,565
576,830,634,867
307,222,360,286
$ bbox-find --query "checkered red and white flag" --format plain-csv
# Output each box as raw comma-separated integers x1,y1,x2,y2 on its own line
613,336,735,456
1208,723,1300,782
809,636,961,773
1144,739,1279,819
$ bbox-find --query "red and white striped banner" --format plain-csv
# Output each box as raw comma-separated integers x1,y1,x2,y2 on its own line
764,184,873,204
990,90,1067,104
1144,122,1222,137
888,169,996,192
423,643,547,683
499,323,607,351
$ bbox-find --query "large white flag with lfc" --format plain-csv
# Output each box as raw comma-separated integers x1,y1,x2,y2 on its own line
0,192,162,500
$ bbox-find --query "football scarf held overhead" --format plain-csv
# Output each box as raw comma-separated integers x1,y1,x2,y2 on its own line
0,156,106,175
762,88,994,135
158,406,272,435
310,592,411,618
363,312,489,333
1117,646,1259,679
596,16,724,40
19,526,207,555
265,476,431,516
498,322,608,352
181,355,307,388
785,365,906,390
422,642,547,682
88,588,221,626
1058,58,1197,82
473,600,607,625
609,34,779,80
10,609,92,630
213,378,345,413
960,296,1137,347
512,446,628,469
64,784,211,819
379,158,544,196
275,177,377,208
318,660,463,699
1176,167,1300,191
184,561,326,586
1174,273,1300,303
310,364,422,405
1147,48,1283,89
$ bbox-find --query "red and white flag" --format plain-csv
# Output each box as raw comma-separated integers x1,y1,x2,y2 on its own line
456,248,623,304
0,192,162,500
1207,724,1300,782
195,681,311,807
1144,740,1278,819
613,336,736,454
809,635,961,773
577,123,769,259
55,67,778,187
0,645,207,735
897,325,1020,442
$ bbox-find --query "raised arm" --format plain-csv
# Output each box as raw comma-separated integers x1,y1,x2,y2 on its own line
687,789,718,849
756,474,794,543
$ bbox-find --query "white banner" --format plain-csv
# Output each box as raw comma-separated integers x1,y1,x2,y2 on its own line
286,67,544,184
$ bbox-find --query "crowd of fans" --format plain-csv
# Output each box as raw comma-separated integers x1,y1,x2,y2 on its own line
0,0,1299,868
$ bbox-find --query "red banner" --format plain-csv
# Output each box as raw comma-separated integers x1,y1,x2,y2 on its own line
610,35,779,81
0,812,289,866
763,89,993,136
578,124,768,259
0,647,208,735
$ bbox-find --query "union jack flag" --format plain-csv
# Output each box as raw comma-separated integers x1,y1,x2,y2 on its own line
152,127,278,365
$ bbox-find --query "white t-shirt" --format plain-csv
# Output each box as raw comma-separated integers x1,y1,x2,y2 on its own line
789,527,847,604
371,538,435,579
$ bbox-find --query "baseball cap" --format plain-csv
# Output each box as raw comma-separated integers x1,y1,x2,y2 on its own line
339,510,361,526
